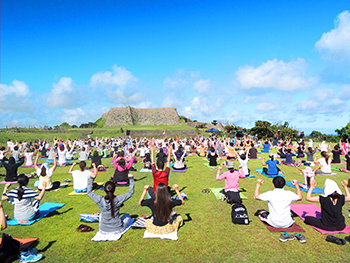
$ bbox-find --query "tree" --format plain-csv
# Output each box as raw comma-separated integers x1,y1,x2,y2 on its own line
179,115,191,123
335,122,350,141
249,120,273,138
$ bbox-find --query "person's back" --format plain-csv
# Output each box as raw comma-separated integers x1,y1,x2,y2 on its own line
254,177,302,228
12,149,20,162
152,167,169,193
332,146,341,163
263,143,270,153
249,147,258,159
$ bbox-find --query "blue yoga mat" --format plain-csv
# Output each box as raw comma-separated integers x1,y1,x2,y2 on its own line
285,181,324,194
7,202,65,226
255,168,284,178
139,168,152,172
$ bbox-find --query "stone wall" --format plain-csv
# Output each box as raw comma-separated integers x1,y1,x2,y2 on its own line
103,106,180,127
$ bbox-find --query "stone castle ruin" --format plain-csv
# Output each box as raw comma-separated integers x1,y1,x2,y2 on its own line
101,106,180,127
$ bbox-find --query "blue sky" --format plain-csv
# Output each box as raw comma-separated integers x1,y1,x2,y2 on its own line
1,0,350,134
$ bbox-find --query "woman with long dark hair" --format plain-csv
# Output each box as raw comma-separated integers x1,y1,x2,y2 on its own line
88,166,134,241
139,183,185,234
315,151,332,174
2,174,46,223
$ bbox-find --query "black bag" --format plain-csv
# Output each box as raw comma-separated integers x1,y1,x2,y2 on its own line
0,233,21,262
231,203,250,225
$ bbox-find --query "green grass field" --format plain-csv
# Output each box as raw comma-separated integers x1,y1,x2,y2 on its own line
0,124,197,146
1,149,350,262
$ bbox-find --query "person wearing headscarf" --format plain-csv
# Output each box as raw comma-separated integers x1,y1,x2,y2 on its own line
305,179,350,231
34,152,60,191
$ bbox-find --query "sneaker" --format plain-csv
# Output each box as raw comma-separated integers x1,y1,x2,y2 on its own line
20,248,38,255
20,252,43,263
294,233,306,243
221,194,225,201
279,232,295,242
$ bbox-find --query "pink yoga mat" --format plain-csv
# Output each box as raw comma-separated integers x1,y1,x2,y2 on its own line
0,174,32,184
332,162,346,165
290,204,350,234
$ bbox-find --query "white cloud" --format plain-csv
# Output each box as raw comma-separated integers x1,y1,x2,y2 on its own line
244,96,258,103
190,70,201,79
106,88,143,104
256,102,278,112
162,97,181,107
314,88,335,101
45,77,76,108
163,76,187,89
6,118,38,128
133,101,152,108
62,108,85,124
315,11,350,60
298,100,319,111
235,58,317,90
1,80,33,113
193,79,211,93
1,80,30,97
297,97,347,115
183,97,213,118
338,84,350,100
90,65,138,87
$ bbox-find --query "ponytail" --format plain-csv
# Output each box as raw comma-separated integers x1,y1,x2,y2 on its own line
104,182,116,218
40,166,47,177
18,186,25,201
17,174,29,201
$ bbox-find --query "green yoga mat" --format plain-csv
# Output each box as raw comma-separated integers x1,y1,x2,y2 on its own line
209,188,247,200
332,167,341,172
203,163,219,168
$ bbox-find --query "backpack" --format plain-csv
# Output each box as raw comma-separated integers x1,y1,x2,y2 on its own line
231,203,250,225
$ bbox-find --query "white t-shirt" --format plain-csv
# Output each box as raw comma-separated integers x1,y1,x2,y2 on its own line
72,170,91,190
238,157,249,175
58,149,68,164
259,188,300,228
319,158,332,174
24,152,34,166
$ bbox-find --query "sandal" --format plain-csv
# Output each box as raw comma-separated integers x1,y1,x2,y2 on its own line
326,235,346,245
77,224,95,232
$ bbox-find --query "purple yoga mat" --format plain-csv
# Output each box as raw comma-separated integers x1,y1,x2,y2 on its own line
172,168,187,173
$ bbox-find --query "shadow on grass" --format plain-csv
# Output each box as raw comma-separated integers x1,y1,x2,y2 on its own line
134,176,147,182
45,208,73,219
170,186,187,196
38,240,57,253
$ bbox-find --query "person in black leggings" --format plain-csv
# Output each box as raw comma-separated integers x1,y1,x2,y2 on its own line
304,179,350,231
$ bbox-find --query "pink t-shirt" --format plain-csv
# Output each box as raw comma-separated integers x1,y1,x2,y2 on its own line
216,169,245,191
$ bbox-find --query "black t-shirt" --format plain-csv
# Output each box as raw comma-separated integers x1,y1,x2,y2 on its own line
249,148,258,159
156,151,167,163
207,152,218,166
141,198,182,226
332,150,341,163
346,155,350,171
320,195,345,229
